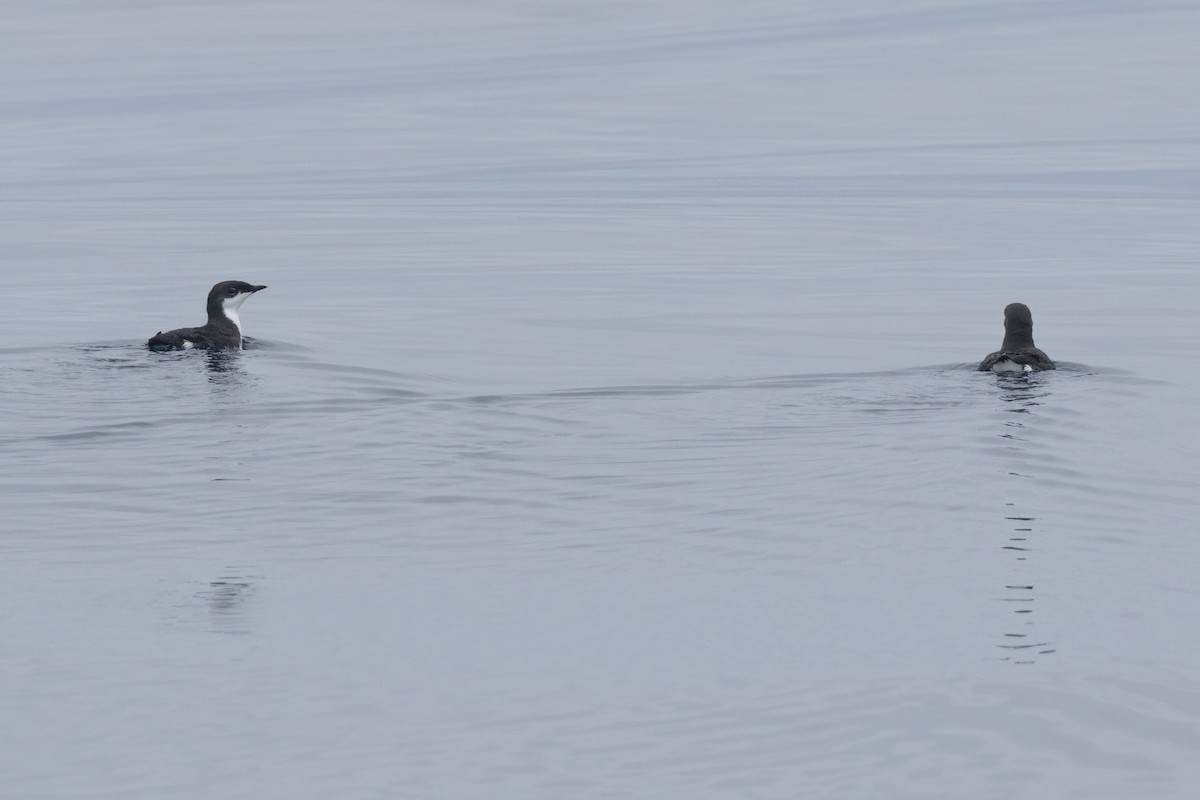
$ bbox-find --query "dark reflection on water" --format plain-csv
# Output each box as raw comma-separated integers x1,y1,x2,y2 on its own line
197,570,259,636
204,349,243,375
990,372,1057,664
203,350,257,396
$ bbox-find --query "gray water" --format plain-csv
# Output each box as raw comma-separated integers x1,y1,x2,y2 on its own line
3,1,1200,797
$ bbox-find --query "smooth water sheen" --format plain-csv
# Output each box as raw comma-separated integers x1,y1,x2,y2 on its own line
3,2,1200,798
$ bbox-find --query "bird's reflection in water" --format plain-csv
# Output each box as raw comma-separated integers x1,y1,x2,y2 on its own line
205,349,243,378
203,349,262,404
197,570,259,636
992,373,1057,664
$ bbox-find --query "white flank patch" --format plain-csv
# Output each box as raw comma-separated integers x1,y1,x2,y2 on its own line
991,359,1032,374
182,341,194,350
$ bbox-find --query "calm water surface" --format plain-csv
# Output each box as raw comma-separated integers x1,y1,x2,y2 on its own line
3,1,1200,798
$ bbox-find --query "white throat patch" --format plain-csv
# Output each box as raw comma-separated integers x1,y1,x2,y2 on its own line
221,292,252,342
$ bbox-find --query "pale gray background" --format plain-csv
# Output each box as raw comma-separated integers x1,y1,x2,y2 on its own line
2,1,1199,798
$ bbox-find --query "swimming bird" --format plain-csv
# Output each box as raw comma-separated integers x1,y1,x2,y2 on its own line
977,302,1054,372
148,281,267,351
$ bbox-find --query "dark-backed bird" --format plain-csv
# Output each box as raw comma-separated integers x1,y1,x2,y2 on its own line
977,302,1054,373
148,281,267,351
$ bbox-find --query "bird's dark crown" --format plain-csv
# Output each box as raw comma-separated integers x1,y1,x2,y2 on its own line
205,281,266,321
